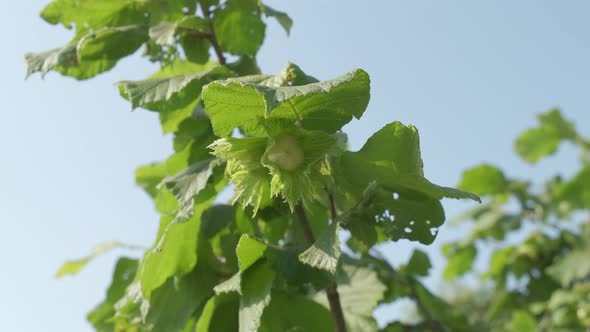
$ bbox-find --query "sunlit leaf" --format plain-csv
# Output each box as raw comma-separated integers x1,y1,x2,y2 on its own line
506,310,536,332
118,65,232,111
213,5,266,55
458,164,508,196
443,244,477,280
515,109,577,163
56,241,125,278
259,3,293,35
299,222,341,275
338,121,480,202
159,158,221,222
202,63,370,137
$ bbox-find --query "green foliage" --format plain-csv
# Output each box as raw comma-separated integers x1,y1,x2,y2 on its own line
336,122,479,246
299,221,341,275
442,243,476,280
213,4,266,56
55,241,133,278
315,263,386,331
458,164,508,196
337,122,479,202
138,193,213,298
506,311,536,332
118,64,232,111
515,109,579,163
260,291,335,331
29,1,485,331
444,109,590,331
201,63,370,137
87,257,139,331
405,250,432,277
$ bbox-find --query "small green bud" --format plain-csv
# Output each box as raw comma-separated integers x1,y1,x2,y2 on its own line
266,135,304,171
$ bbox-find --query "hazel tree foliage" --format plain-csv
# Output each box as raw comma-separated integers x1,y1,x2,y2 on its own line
26,1,482,331
443,109,590,332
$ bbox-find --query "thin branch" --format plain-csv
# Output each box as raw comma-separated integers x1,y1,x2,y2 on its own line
176,27,212,39
296,199,348,332
325,284,347,332
328,191,338,221
201,5,226,65
325,192,348,332
295,204,316,243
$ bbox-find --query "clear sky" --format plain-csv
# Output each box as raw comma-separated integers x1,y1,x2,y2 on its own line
2,1,589,331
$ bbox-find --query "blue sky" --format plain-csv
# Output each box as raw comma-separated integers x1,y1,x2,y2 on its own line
2,1,589,330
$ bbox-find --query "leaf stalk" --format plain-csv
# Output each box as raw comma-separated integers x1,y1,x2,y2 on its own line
201,5,226,65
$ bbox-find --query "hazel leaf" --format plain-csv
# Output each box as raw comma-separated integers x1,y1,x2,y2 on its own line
202,63,370,137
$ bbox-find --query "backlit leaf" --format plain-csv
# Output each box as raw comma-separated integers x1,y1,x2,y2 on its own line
299,222,341,275
78,25,148,62
260,3,293,35
149,16,208,46
135,162,167,198
443,243,477,280
118,65,232,111
213,6,266,55
26,25,147,80
41,0,147,33
506,310,536,332
56,241,123,278
547,245,590,287
338,121,480,202
515,109,577,163
159,158,221,222
458,164,508,196
557,166,590,209
202,63,370,137
236,234,268,271
341,184,446,245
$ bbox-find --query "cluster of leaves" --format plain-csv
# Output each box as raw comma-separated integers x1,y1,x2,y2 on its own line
27,0,483,331
443,109,590,331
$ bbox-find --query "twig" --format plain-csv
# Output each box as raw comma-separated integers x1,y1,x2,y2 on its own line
201,5,226,65
295,203,347,332
328,191,338,221
177,27,212,39
325,283,347,332
295,204,316,243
